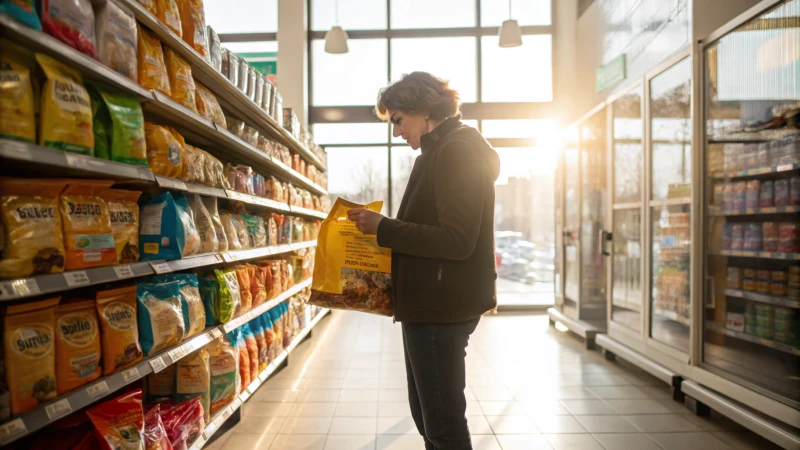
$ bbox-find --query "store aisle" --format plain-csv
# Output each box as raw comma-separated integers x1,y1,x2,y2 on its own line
207,311,780,450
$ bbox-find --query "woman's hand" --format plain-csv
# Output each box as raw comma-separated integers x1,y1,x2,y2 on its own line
347,208,385,235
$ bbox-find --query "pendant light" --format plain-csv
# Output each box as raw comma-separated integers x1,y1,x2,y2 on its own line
498,0,522,48
324,0,349,54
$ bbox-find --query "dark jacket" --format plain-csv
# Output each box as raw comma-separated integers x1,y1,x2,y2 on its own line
377,117,501,323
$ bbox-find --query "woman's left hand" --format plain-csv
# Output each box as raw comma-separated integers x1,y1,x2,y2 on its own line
347,208,385,235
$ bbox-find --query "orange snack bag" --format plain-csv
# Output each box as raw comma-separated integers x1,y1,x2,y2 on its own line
234,264,252,313
155,0,182,36
250,263,266,309
195,83,226,128
55,300,102,394
164,47,197,112
60,180,117,270
177,0,209,59
136,24,171,96
96,286,143,374
145,122,184,178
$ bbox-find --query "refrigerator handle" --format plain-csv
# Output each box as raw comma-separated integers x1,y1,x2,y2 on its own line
598,230,612,256
705,275,715,308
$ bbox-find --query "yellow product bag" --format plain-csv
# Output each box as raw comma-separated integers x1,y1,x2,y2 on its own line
137,0,157,15
60,180,117,270
177,0,208,60
181,144,206,184
4,297,60,415
0,178,66,279
55,300,102,394
100,189,142,264
164,47,197,112
37,53,94,155
156,0,182,37
195,83,226,128
96,286,142,375
136,25,171,96
0,38,36,143
145,122,184,178
309,198,393,316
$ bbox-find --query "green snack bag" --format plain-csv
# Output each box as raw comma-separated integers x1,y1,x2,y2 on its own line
214,268,241,322
88,85,111,160
199,277,221,325
86,81,147,166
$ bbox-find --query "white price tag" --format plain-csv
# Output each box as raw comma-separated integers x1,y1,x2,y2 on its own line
259,371,268,382
149,357,167,373
114,265,135,279
169,347,186,362
210,329,223,339
239,390,250,402
204,422,217,437
0,418,27,442
86,381,110,399
1,141,33,160
65,153,90,169
777,164,793,172
45,399,72,420
121,367,140,383
150,262,171,274
221,252,236,263
192,435,206,449
221,407,232,420
64,271,90,287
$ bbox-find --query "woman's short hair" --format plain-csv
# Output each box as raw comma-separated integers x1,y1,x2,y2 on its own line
375,72,461,122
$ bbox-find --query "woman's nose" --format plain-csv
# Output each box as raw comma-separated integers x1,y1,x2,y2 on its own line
392,124,402,138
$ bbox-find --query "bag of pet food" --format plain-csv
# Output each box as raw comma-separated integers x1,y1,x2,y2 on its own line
60,180,117,270
219,212,242,250
87,389,145,450
188,193,218,253
215,268,241,320
310,198,393,316
155,0,182,36
100,189,141,264
96,286,142,374
144,405,172,450
139,191,199,260
136,281,185,355
194,83,226,128
241,212,266,248
4,297,59,414
175,348,210,423
145,123,184,178
227,328,249,390
177,0,208,59
203,196,228,252
145,363,175,404
41,0,99,59
86,82,147,166
37,53,94,155
234,264,252,313
0,39,36,143
232,213,251,249
180,144,204,184
164,48,197,112
207,336,237,414
148,273,205,339
0,0,40,29
55,300,102,394
136,25,171,95
95,0,137,81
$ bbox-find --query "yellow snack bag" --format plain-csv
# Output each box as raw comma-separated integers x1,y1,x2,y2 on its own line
309,198,393,316
164,47,197,112
181,144,205,184
60,180,117,270
145,122,184,178
100,189,142,264
136,24,171,96
195,83,226,128
177,0,208,59
0,177,67,279
36,53,94,155
4,297,60,415
137,0,157,15
156,0,182,37
96,286,143,375
0,38,36,142
55,300,102,394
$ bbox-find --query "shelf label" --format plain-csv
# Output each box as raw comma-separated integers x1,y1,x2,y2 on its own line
150,262,171,274
86,381,110,399
64,154,90,169
203,422,217,439
45,399,72,420
221,252,236,263
156,176,187,191
1,141,33,160
776,164,793,172
64,271,90,287
1,278,40,299
0,418,27,442
192,435,206,449
169,347,187,362
259,371,269,382
239,390,251,403
114,265,135,279
121,367,140,383
221,407,232,420
210,328,223,339
149,357,167,373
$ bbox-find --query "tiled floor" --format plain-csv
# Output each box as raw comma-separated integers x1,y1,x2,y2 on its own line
207,311,782,450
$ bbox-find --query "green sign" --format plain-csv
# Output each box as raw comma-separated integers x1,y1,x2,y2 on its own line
235,51,277,77
596,54,626,92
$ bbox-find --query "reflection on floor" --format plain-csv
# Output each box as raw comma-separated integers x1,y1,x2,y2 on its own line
207,311,781,450
497,278,554,307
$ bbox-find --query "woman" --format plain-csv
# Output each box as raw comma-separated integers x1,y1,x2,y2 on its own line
348,72,500,450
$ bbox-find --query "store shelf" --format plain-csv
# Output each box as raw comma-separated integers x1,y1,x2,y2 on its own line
708,205,800,216
705,322,800,356
0,243,316,301
724,289,800,309
708,129,797,143
710,163,800,180
191,308,329,450
653,308,691,326
290,205,329,220
716,250,800,261
650,197,692,207
225,190,291,212
222,278,312,333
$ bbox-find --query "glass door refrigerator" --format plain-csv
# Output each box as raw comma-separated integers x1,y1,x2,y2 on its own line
700,0,799,425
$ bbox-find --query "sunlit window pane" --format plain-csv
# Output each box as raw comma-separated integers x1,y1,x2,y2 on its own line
327,147,389,214
390,147,419,217
482,119,556,139
391,0,476,29
391,37,477,103
481,0,551,26
204,0,277,33
312,39,388,106
224,42,278,53
313,123,388,145
481,35,552,102
311,0,386,31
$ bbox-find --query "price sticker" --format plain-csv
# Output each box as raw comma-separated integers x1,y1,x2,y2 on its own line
121,367,140,383
169,347,186,362
259,371,269,382
150,262,171,274
204,422,217,438
192,435,206,449
65,154,91,169
0,418,27,443
777,164,792,172
239,390,251,403
221,407,232,420
114,265,135,279
221,252,236,263
149,357,167,373
1,141,33,160
64,271,90,287
45,399,72,420
210,328,223,339
86,381,110,399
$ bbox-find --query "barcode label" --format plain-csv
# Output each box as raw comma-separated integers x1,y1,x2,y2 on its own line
150,262,171,274
64,271,90,287
114,265,135,279
121,367,140,382
45,399,72,420
169,347,186,362
0,418,27,442
86,381,110,399
149,357,167,373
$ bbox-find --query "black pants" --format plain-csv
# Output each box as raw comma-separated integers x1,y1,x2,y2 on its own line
402,317,481,450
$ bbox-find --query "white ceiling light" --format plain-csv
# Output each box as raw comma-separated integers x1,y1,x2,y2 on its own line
498,0,522,48
325,0,349,54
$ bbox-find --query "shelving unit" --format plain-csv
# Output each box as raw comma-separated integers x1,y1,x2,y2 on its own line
705,323,800,357
723,289,800,309
708,206,800,216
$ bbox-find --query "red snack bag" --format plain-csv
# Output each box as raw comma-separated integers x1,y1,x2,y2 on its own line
41,0,99,60
144,405,174,450
87,389,145,450
159,398,205,450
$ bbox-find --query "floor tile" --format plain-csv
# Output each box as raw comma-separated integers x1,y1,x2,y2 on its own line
479,401,527,416
376,434,426,450
591,433,662,450
342,378,380,390
647,432,733,449
520,400,571,417
574,415,639,433
242,402,294,417
472,386,515,401
329,417,378,435
378,401,412,417
559,399,616,415
340,389,379,402
279,417,334,434
466,400,484,415
379,378,408,389
232,416,286,435
377,416,417,435
495,434,553,450
680,412,748,432
623,414,703,433
532,415,586,434
268,434,327,450
289,402,338,417
252,388,301,403
298,390,342,403
334,402,378,417
472,434,502,450
544,433,605,450
586,386,652,399
378,389,408,402
306,379,346,389
262,378,309,390
711,432,784,450
486,415,539,434
221,433,276,449
323,434,377,450
604,399,673,414
467,415,494,435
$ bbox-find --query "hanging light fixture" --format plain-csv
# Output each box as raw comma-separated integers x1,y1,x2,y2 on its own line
498,0,522,48
325,0,349,54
